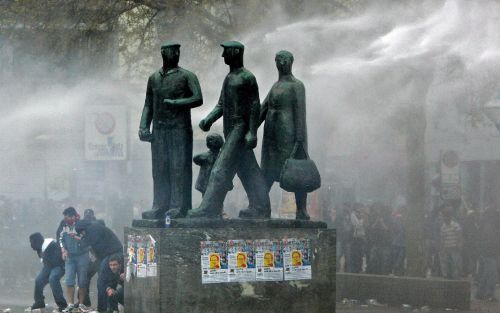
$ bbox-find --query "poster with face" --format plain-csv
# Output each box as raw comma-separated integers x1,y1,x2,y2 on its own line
200,240,228,284
227,240,255,282
126,235,137,281
254,239,283,281
282,238,312,281
136,236,147,278
146,235,157,277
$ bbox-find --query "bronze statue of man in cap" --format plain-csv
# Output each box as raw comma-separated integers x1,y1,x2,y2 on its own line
189,41,271,219
139,41,203,219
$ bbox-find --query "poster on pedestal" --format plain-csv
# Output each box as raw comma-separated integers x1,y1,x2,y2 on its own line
146,235,157,277
136,236,147,278
255,239,283,281
200,241,228,284
283,238,312,281
126,235,137,281
227,240,255,282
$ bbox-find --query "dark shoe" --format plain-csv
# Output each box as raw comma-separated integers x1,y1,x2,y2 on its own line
31,302,46,310
188,208,222,218
296,209,310,220
238,208,270,219
142,208,166,219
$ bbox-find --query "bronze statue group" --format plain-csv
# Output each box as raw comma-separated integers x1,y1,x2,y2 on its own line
139,40,320,222
27,40,320,313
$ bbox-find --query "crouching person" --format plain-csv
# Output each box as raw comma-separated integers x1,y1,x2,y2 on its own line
105,254,124,313
29,232,68,312
75,220,123,313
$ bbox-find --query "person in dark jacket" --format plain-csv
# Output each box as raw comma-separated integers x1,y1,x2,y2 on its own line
29,232,68,312
76,220,123,313
105,254,125,312
81,208,105,307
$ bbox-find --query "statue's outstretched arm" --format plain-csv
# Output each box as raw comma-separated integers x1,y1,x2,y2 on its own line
199,90,223,131
193,153,209,166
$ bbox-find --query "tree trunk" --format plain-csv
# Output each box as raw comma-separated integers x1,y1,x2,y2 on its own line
405,97,427,277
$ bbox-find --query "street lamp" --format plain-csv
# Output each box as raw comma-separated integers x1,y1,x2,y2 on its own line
483,93,500,131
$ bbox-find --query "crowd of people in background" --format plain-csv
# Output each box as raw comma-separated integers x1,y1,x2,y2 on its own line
0,195,129,313
334,201,500,302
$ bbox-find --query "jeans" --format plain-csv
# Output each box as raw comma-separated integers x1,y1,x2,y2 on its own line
97,254,123,312
367,245,391,275
349,238,365,273
83,257,99,306
476,256,498,299
390,246,406,276
439,249,462,280
336,241,351,272
108,285,124,311
34,265,67,309
65,253,90,288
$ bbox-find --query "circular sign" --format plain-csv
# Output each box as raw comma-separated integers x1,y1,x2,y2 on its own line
442,150,459,168
94,112,116,135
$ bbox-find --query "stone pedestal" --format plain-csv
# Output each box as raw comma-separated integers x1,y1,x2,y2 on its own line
125,218,335,313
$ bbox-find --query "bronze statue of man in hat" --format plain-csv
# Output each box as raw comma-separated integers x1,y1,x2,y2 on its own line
189,41,270,219
139,41,203,219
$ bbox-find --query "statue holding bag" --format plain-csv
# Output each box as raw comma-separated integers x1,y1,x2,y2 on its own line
259,50,320,220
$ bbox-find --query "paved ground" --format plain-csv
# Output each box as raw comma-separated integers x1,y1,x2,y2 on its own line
337,298,500,313
1,286,498,313
336,282,500,313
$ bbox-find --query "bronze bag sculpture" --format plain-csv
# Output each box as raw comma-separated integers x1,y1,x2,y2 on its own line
280,142,321,193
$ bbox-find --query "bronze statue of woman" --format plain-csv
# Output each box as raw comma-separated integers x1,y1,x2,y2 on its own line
259,50,310,220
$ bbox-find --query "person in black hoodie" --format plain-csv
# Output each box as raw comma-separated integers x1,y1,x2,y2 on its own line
81,208,106,307
75,220,123,313
29,232,68,312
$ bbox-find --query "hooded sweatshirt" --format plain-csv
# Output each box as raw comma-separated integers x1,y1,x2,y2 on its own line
77,220,123,260
40,238,65,269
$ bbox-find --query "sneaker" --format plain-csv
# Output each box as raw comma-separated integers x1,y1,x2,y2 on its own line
78,304,91,312
61,304,74,313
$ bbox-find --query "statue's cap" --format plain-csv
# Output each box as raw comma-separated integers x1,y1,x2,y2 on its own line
220,41,244,50
161,41,181,49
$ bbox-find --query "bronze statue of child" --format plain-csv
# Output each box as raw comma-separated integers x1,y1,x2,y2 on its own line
193,133,232,197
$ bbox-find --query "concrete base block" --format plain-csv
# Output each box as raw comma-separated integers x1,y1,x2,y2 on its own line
125,219,335,313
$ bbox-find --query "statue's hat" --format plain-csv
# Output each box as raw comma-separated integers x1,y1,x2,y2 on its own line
161,41,181,49
220,41,244,50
